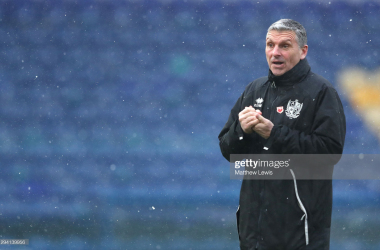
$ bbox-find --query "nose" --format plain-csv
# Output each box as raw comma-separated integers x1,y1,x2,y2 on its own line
272,45,281,56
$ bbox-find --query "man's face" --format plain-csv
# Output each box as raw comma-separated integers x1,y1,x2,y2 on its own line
265,30,308,76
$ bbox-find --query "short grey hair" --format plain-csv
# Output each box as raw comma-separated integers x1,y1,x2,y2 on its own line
267,19,307,48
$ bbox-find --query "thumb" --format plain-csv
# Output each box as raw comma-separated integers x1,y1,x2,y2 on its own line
257,114,266,122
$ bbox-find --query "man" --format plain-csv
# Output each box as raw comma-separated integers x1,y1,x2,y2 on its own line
218,19,346,249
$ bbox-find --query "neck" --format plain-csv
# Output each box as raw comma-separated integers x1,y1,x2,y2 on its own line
268,59,310,86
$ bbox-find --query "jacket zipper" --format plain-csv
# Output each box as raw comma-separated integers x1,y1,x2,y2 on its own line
257,82,276,246
269,81,278,122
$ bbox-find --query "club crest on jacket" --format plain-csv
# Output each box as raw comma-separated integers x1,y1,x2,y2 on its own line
277,106,284,113
285,99,303,119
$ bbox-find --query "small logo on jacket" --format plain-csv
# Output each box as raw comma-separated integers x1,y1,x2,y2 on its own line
285,99,303,119
277,106,284,114
254,98,263,108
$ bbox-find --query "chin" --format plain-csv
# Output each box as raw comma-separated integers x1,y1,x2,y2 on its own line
272,70,285,76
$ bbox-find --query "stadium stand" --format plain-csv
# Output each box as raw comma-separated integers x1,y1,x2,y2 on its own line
0,0,379,249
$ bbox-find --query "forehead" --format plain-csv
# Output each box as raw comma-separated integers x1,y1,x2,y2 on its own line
266,30,297,43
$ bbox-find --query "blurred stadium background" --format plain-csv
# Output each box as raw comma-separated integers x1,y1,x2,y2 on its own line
0,0,380,249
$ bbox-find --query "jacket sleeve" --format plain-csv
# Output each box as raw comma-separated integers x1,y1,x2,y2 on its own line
218,91,252,161
264,85,346,156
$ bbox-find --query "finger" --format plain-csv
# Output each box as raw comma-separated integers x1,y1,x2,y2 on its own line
244,114,260,124
239,116,253,127
240,110,258,120
244,111,260,120
249,106,257,113
247,118,260,128
239,111,250,122
240,116,257,133
257,114,267,122
247,106,261,115
245,106,256,112
243,114,259,125
239,107,251,116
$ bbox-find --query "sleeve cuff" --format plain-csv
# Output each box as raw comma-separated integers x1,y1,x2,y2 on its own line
263,125,279,150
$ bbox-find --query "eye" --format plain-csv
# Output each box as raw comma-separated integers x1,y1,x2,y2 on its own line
267,43,274,48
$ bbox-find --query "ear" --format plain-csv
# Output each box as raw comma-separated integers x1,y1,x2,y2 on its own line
300,45,308,60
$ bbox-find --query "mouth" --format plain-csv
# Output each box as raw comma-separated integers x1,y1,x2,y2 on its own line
272,61,284,66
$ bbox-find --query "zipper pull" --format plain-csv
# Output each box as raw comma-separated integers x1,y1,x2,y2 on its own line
271,81,276,88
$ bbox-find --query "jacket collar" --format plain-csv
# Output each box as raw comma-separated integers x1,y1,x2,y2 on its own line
268,58,311,86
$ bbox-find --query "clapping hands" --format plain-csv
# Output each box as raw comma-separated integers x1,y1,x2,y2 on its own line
238,106,274,139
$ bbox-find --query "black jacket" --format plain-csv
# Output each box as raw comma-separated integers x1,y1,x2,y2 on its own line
218,59,346,250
